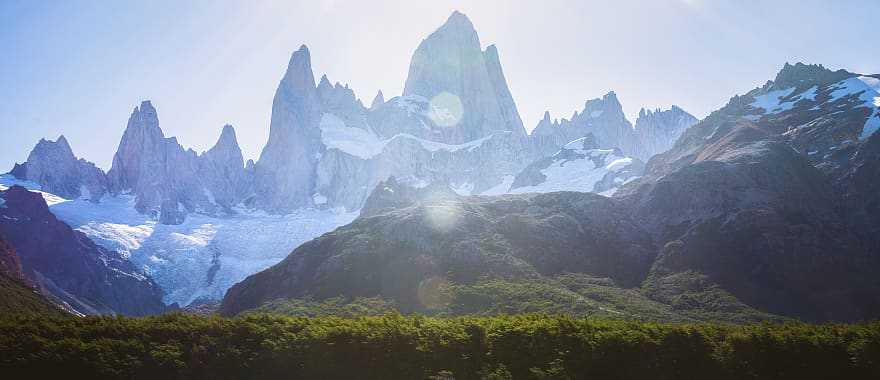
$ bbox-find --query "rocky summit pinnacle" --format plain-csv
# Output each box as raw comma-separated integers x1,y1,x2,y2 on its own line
254,43,322,212
12,135,108,201
370,90,385,109
106,102,251,224
402,11,526,143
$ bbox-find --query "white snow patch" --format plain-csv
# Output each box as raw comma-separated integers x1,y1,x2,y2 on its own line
510,149,632,194
481,175,515,196
320,112,501,160
827,77,880,139
799,86,819,102
590,110,603,118
749,87,796,114
319,113,386,159
0,175,70,206
450,182,474,196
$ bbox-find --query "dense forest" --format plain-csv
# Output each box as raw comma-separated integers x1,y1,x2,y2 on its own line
1,313,878,379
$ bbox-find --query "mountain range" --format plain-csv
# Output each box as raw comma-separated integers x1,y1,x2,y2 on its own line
2,12,879,322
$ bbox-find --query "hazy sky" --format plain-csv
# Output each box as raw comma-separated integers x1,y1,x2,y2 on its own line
2,0,877,170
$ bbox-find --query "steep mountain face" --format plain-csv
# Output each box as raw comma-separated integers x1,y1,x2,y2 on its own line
10,136,108,201
0,186,165,316
0,234,63,316
254,45,323,212
402,11,526,144
107,101,252,224
839,131,880,253
221,183,657,316
530,92,641,157
625,124,877,320
612,63,880,321
199,125,253,212
632,106,698,160
0,234,24,282
255,12,545,212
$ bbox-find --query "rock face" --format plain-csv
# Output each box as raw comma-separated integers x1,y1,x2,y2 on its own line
107,101,252,224
11,136,108,201
402,11,526,143
199,125,253,212
254,45,323,212
253,12,547,212
221,186,656,316
531,92,641,157
632,106,698,160
613,63,880,322
0,233,63,316
0,186,165,316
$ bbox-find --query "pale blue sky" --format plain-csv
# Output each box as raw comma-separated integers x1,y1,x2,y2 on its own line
2,0,877,170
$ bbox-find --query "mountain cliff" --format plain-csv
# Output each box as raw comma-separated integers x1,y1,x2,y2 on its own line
0,186,166,315
107,101,252,223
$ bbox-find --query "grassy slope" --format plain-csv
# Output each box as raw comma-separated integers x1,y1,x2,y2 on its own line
0,273,62,317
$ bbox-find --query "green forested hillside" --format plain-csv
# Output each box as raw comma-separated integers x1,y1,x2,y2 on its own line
1,314,878,379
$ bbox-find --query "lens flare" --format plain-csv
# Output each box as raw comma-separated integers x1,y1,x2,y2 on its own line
417,275,453,310
423,203,461,233
428,92,464,127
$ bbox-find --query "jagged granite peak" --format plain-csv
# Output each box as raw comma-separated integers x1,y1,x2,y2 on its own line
633,105,699,160
254,43,323,211
107,102,250,223
771,62,852,91
200,124,252,211
402,11,526,143
531,91,640,157
107,100,166,193
13,135,108,201
483,43,526,136
282,45,318,95
370,90,385,110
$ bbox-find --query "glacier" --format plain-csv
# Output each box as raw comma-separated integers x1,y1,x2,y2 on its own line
1,174,356,306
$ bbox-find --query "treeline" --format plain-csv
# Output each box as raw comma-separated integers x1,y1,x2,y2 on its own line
1,313,879,379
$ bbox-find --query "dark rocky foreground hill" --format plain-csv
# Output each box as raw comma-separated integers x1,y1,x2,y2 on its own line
0,186,166,316
0,234,62,316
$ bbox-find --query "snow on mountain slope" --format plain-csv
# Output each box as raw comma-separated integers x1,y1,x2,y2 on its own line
0,174,356,306
320,111,500,160
505,137,644,196
746,74,880,140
